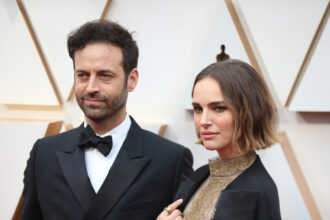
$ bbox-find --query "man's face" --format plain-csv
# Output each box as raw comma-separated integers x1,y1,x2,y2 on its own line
74,42,128,122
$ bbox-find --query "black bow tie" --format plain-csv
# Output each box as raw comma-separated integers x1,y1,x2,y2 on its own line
78,125,113,156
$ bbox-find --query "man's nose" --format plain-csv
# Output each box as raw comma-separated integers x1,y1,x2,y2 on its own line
86,75,100,93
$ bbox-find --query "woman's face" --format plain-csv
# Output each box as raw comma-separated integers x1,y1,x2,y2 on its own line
192,77,241,158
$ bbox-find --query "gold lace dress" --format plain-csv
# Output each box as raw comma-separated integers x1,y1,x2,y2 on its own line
183,151,256,220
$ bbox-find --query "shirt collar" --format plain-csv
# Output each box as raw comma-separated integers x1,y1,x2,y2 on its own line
83,114,131,141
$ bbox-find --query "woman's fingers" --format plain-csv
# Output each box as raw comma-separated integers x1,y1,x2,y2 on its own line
168,198,184,211
171,210,183,218
157,199,184,220
158,209,170,219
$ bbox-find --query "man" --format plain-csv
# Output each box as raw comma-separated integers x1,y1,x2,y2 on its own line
21,20,193,220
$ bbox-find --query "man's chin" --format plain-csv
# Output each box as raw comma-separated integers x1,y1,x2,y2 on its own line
84,103,105,109
85,114,108,122
83,108,108,121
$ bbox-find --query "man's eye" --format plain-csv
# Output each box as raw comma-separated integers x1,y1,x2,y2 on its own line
99,73,112,79
77,73,86,78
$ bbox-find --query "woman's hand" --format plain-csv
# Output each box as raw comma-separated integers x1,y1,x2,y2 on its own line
157,199,185,220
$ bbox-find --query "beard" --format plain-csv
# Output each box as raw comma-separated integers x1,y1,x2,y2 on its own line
76,86,128,122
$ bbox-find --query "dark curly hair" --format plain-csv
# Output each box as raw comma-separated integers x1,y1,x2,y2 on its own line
67,19,138,77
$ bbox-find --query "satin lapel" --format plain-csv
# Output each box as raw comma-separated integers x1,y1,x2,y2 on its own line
56,124,95,211
178,165,210,211
83,117,150,220
174,176,195,211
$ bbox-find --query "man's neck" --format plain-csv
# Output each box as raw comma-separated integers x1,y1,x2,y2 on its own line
85,112,127,135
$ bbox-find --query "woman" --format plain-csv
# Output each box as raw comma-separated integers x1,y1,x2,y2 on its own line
158,60,281,220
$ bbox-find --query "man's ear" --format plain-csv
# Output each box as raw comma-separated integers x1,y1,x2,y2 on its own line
127,68,139,92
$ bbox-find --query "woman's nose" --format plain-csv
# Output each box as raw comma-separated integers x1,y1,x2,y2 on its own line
200,111,211,127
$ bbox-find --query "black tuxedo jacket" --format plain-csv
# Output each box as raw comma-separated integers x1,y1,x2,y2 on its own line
176,156,281,220
21,117,193,220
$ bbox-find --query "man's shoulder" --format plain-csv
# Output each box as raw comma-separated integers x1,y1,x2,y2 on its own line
35,126,81,150
140,128,185,150
41,125,80,141
130,116,184,148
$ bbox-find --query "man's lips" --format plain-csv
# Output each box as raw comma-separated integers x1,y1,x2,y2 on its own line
201,131,218,140
84,99,104,105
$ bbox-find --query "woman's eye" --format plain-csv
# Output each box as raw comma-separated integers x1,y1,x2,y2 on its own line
193,106,202,113
215,106,227,112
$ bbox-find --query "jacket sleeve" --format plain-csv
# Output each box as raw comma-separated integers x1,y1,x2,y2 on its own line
21,139,44,220
212,190,259,220
172,147,194,200
257,184,281,220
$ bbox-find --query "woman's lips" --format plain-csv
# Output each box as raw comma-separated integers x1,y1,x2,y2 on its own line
201,132,218,140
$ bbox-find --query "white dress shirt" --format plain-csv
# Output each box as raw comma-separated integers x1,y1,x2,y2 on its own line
84,114,131,193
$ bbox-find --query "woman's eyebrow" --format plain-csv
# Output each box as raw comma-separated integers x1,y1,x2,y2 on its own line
209,101,226,105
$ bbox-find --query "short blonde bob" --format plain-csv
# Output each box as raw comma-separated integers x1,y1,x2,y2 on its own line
192,59,278,151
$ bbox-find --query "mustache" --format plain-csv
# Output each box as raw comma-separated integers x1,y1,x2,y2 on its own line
81,93,109,101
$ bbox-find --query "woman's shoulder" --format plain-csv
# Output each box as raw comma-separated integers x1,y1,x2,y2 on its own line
227,156,278,194
222,156,281,219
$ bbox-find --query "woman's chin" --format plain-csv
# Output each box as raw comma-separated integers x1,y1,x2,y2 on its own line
203,144,219,152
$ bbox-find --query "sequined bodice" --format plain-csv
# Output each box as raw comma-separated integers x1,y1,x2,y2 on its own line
183,151,256,220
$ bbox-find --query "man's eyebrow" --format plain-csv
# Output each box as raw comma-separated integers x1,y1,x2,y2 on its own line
74,69,87,73
97,69,116,74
